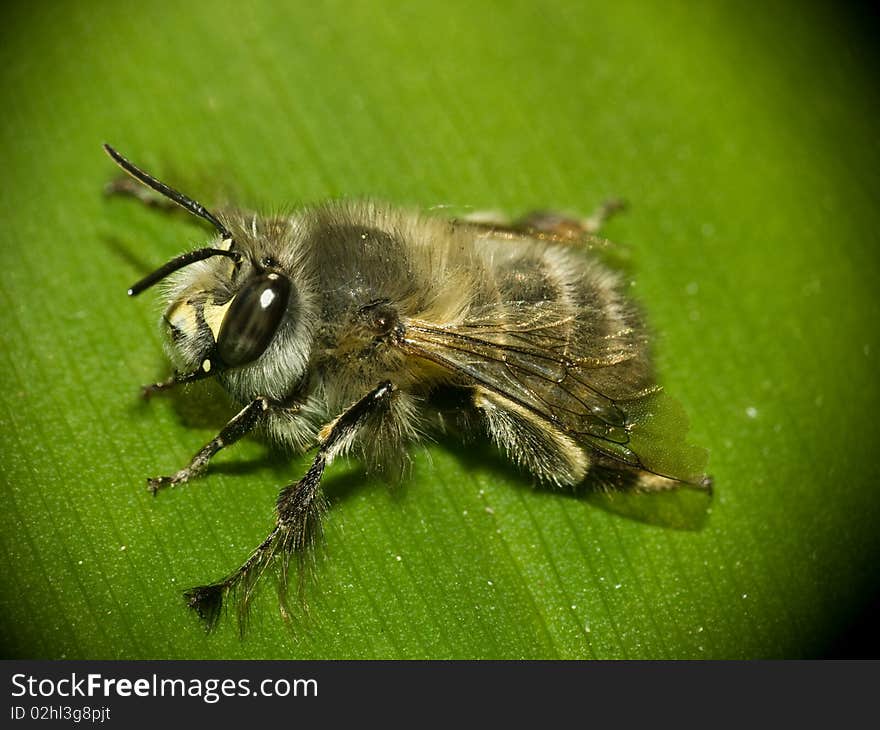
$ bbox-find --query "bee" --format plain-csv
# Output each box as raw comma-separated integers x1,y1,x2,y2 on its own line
104,144,711,632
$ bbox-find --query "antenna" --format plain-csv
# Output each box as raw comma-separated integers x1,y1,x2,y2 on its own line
104,144,232,239
104,144,242,295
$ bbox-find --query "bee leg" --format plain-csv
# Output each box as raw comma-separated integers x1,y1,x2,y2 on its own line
458,210,513,225
140,360,214,399
580,198,627,234
514,199,627,237
458,200,626,244
184,381,396,633
474,387,590,487
147,397,270,495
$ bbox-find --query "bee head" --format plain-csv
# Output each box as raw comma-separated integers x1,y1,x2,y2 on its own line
106,144,308,395
162,255,296,372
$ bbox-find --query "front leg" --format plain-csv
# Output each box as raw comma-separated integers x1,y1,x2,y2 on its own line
140,359,214,399
184,381,397,632
147,396,271,495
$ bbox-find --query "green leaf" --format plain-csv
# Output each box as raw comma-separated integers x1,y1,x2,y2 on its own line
1,1,877,659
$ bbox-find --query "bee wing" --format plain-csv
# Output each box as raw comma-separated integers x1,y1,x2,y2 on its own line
403,302,709,487
611,388,711,489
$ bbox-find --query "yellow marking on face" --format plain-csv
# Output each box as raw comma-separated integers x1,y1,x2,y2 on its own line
164,299,199,337
203,297,234,342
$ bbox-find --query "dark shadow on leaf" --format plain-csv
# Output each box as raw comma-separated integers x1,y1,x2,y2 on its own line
207,455,292,478
167,379,238,429
321,465,377,506
123,378,235,429
582,487,712,531
103,234,160,280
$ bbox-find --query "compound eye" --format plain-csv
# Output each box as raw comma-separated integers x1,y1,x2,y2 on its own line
216,273,292,367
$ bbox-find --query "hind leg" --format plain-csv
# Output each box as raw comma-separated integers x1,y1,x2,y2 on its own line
458,198,626,244
473,387,590,488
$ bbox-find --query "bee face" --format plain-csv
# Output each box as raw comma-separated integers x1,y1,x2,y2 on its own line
164,269,292,353
105,144,710,633
158,237,311,407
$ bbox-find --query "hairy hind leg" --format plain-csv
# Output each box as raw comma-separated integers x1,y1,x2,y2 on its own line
458,198,626,245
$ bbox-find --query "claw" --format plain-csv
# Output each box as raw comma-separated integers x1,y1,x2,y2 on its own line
147,475,174,496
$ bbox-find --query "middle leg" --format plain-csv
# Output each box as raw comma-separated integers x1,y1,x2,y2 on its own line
185,381,397,632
